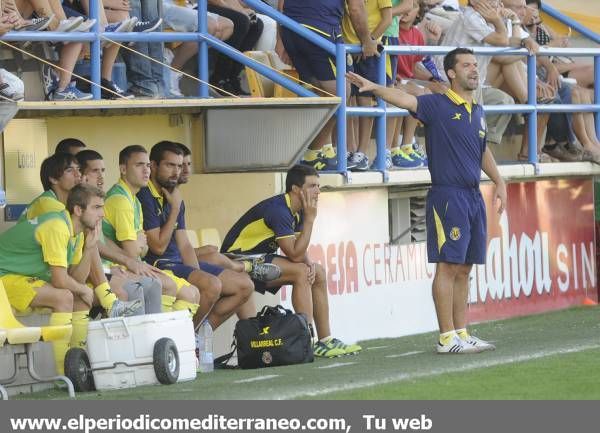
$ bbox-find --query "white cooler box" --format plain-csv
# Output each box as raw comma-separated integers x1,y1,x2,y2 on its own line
87,311,197,390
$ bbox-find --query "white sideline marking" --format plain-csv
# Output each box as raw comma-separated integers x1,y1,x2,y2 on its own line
234,375,279,384
278,342,600,399
367,345,390,351
317,362,357,369
386,351,424,358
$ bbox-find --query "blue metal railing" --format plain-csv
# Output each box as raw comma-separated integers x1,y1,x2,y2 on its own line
1,0,599,176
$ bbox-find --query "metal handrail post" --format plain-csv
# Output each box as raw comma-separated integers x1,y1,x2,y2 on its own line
336,43,348,173
527,54,537,166
595,56,600,139
89,0,101,99
198,0,209,97
374,50,387,174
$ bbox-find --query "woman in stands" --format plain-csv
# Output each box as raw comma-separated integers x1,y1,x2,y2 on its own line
524,1,600,161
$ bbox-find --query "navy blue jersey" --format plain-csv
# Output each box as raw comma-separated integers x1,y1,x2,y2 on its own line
221,194,303,255
413,91,487,188
137,181,186,265
283,0,344,33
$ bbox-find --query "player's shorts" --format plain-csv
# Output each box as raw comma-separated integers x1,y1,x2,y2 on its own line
382,35,399,86
252,254,286,294
0,274,47,312
350,54,381,97
280,24,348,83
156,269,192,293
155,260,224,281
426,185,487,264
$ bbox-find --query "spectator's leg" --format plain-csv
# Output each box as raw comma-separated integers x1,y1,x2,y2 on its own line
488,57,528,103
254,13,276,51
357,95,374,154
57,42,84,89
141,0,164,95
482,87,514,146
121,0,160,96
563,63,594,89
207,5,250,83
101,8,129,81
580,87,600,147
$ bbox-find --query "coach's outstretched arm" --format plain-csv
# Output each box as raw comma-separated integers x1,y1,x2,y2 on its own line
482,148,507,215
346,72,418,112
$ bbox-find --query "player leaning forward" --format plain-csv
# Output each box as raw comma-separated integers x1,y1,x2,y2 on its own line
347,47,507,354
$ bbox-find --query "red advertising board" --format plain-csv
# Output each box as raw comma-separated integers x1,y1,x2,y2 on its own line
469,178,598,322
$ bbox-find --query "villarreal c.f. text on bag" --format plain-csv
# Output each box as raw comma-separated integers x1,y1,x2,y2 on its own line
224,305,314,369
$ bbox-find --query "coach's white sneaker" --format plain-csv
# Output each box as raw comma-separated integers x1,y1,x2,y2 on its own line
463,335,496,352
437,335,479,354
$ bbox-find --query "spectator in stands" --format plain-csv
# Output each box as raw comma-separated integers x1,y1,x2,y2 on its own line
0,5,25,102
2,0,53,30
437,0,545,154
55,137,86,154
221,164,362,357
343,0,392,171
59,0,159,99
77,149,163,314
138,141,254,334
279,0,377,171
162,0,234,97
120,0,165,97
525,0,594,89
381,0,414,170
524,1,600,162
101,145,197,316
208,0,264,95
388,0,441,169
418,0,460,34
13,0,99,99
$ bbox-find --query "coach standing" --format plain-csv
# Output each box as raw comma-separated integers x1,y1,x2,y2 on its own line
347,47,507,354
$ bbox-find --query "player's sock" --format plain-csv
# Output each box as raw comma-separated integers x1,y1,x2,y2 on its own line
456,328,469,341
161,295,176,312
70,310,89,349
93,281,118,311
303,149,321,161
173,299,199,317
439,330,456,346
322,144,336,158
49,312,73,375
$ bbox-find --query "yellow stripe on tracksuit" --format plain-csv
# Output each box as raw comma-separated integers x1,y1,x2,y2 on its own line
433,206,446,254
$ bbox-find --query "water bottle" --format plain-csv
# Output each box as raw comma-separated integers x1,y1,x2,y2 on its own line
196,321,214,373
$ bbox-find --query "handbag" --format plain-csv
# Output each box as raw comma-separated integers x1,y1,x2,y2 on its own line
215,305,314,369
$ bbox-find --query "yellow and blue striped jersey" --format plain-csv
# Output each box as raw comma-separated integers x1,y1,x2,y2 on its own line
413,90,487,188
221,194,303,255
